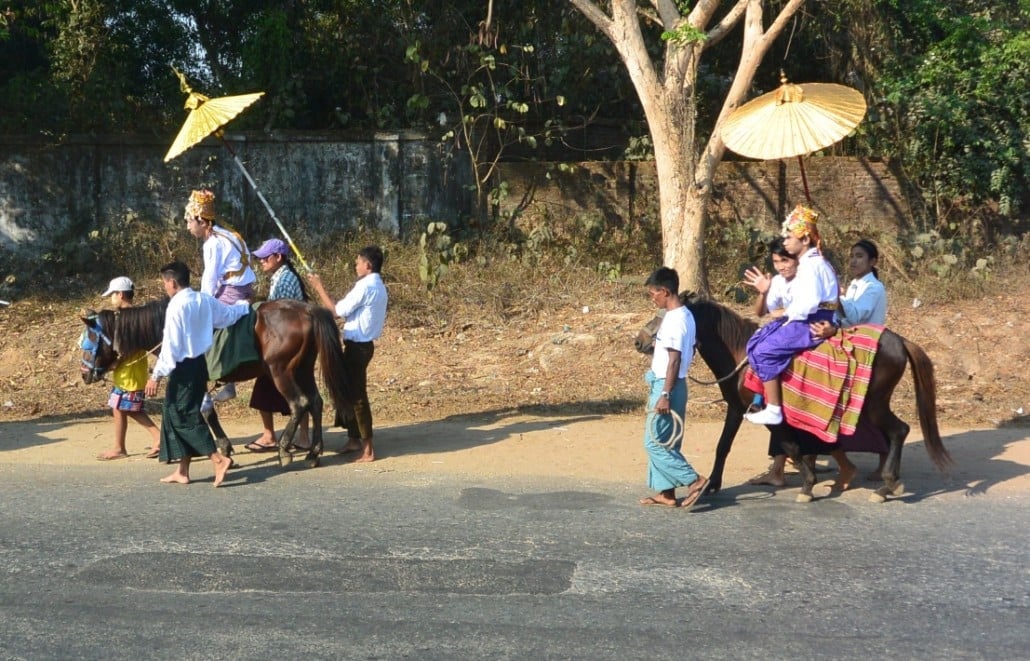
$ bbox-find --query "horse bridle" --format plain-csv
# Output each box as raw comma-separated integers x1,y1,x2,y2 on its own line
79,314,113,382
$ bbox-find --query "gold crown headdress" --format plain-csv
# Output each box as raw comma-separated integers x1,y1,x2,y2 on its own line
185,189,217,220
781,205,819,240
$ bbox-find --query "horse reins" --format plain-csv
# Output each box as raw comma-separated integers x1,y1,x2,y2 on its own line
688,356,749,386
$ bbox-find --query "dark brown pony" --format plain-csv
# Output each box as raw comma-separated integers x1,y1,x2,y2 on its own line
636,293,951,503
79,298,350,468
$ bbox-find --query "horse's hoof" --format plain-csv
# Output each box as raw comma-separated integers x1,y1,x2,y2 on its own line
795,493,813,503
279,449,293,467
869,491,887,503
306,455,320,469
891,482,905,497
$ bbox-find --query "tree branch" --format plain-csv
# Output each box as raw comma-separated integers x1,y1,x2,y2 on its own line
704,0,748,50
759,0,805,49
653,0,681,30
687,0,725,29
567,0,614,37
697,0,806,187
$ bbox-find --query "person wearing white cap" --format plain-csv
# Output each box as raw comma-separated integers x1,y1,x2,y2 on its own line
96,276,161,461
244,238,312,453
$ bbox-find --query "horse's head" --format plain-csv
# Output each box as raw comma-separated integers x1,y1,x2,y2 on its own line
633,290,704,354
78,309,117,384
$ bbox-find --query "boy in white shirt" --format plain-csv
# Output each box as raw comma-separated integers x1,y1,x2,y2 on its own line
639,267,708,510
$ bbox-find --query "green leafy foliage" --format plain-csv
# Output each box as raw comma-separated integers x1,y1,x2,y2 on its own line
418,221,467,291
877,5,1028,217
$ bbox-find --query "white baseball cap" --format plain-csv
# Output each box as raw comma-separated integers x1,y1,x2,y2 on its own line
101,276,134,297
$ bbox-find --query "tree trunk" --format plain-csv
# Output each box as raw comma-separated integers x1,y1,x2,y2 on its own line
650,109,711,296
568,0,807,296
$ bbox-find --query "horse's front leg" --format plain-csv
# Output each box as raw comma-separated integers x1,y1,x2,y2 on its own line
708,406,744,494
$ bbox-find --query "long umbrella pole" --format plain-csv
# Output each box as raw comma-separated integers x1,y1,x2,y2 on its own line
216,134,313,273
797,156,813,204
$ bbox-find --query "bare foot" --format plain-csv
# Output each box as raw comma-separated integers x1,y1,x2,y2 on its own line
347,439,375,463
160,473,190,485
832,462,858,491
351,450,376,463
747,471,787,487
213,455,231,488
96,450,128,461
639,494,680,507
341,439,362,453
251,432,276,447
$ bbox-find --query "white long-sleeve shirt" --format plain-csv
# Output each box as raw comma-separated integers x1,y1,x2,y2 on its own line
201,225,256,296
836,272,887,326
152,288,250,378
784,248,839,321
335,273,388,342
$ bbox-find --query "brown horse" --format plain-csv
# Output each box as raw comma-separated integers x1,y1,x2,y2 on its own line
79,298,350,468
636,293,952,503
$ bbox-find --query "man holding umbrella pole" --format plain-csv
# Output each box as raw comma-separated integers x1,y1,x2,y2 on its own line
307,246,388,463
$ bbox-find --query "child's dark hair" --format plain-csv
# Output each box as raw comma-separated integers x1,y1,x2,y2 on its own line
853,239,880,279
768,237,797,261
121,288,135,302
645,266,679,295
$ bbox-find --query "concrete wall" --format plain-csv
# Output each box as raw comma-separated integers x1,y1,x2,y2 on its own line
0,131,471,256
0,129,908,259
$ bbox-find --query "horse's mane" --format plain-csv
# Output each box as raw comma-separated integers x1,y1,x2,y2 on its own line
679,292,757,353
99,298,169,356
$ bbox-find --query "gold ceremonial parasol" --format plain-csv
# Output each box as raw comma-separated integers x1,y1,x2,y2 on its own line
721,74,867,202
164,68,264,162
164,67,312,272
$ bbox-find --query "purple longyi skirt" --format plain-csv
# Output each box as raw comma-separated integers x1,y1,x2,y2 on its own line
746,309,835,382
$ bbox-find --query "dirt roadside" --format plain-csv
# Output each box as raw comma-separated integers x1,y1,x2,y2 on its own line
0,288,1027,501
2,413,1026,502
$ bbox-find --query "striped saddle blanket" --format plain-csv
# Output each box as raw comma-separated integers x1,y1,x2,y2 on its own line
744,325,885,444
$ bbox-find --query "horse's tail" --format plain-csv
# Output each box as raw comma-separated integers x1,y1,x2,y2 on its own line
903,336,953,470
311,306,351,410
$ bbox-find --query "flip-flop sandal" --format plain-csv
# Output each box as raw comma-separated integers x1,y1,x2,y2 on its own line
145,448,160,459
244,442,278,453
680,477,710,511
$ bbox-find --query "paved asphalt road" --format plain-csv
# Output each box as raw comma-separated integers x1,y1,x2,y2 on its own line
0,459,1026,660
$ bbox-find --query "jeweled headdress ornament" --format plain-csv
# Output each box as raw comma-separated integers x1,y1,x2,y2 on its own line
185,189,216,221
781,204,820,241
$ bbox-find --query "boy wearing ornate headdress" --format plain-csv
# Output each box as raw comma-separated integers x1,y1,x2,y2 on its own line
184,189,257,303
184,188,257,403
744,205,840,426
